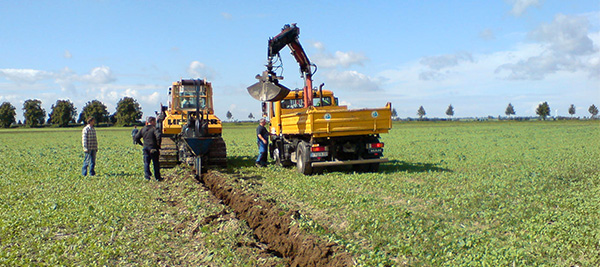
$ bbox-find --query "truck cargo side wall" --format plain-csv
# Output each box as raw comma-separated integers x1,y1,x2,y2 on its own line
279,106,391,138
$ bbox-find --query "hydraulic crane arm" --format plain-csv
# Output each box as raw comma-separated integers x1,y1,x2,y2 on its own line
268,24,312,76
248,24,314,107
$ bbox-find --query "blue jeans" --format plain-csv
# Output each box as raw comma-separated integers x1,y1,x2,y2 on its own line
143,146,161,180
256,141,268,166
82,150,97,176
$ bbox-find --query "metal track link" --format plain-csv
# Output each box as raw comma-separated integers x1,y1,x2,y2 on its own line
206,137,227,167
159,137,179,168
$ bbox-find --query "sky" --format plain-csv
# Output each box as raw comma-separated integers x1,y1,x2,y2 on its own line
1,0,599,121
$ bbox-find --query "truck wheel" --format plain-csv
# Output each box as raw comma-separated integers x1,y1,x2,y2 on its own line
296,143,313,175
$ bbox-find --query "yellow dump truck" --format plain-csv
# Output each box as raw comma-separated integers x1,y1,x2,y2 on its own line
267,89,392,174
248,24,392,174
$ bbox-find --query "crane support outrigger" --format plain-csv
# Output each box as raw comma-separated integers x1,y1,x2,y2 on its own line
247,24,392,175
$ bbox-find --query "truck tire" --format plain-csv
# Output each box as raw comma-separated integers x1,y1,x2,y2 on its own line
296,142,313,175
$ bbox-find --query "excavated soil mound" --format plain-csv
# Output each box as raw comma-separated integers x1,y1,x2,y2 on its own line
201,171,354,267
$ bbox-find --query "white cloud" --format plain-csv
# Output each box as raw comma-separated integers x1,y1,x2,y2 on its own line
419,52,474,81
323,70,380,91
479,28,495,41
529,14,596,56
313,51,368,68
221,12,232,20
508,0,540,16
312,41,325,51
309,41,368,69
64,50,72,59
496,14,599,80
81,66,116,84
0,69,53,83
187,61,216,80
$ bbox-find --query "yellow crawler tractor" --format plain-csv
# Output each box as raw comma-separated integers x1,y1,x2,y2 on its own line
157,79,227,172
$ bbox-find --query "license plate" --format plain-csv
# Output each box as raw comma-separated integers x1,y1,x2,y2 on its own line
310,152,328,158
368,148,383,153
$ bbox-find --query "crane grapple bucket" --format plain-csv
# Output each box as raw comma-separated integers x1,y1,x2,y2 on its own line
247,71,290,102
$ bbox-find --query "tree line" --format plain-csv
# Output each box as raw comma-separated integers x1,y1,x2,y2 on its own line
389,103,598,120
0,97,143,128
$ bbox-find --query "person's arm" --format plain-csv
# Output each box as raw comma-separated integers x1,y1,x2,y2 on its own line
154,127,162,148
257,133,267,144
82,127,88,152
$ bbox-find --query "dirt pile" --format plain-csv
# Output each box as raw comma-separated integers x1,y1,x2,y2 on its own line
202,171,354,266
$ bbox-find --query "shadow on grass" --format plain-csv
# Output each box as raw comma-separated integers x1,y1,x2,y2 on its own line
102,171,139,177
380,160,453,173
223,156,452,175
226,156,258,168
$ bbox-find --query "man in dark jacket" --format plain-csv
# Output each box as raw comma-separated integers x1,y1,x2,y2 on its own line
134,117,163,181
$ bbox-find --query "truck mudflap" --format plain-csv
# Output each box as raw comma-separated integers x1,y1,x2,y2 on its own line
310,157,388,167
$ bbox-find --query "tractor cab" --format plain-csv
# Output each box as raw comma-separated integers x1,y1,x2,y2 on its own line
172,83,211,113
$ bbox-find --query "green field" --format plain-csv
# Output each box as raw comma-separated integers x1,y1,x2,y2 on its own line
1,121,599,266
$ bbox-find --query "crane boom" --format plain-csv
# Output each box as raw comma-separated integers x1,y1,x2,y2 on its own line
248,23,314,108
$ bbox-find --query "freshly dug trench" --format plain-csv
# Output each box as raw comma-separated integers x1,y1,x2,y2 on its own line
201,171,354,266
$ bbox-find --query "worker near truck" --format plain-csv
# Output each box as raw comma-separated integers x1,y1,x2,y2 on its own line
255,118,269,167
81,117,98,176
134,117,163,181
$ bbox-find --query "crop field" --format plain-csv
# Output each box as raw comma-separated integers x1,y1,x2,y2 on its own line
1,120,599,266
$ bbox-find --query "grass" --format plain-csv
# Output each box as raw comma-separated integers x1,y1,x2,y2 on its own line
1,121,598,266
0,127,283,266
223,120,600,266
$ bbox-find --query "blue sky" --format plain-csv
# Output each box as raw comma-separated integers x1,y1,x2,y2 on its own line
1,0,598,121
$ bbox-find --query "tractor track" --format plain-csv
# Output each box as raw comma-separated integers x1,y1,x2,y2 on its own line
199,170,354,267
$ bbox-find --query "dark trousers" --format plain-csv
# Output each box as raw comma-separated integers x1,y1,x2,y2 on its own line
143,146,161,180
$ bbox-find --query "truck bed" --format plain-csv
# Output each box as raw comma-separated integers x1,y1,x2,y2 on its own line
278,103,392,138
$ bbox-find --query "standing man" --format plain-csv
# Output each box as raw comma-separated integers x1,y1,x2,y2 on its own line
81,117,98,176
131,126,139,144
255,118,269,167
134,117,163,181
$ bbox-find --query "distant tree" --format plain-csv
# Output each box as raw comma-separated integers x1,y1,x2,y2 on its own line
114,97,142,126
417,106,426,119
80,100,109,124
568,104,576,117
445,104,454,118
536,102,550,120
505,103,515,117
0,102,17,128
23,99,46,127
391,108,398,120
248,113,254,120
226,110,233,120
589,104,599,118
49,100,77,127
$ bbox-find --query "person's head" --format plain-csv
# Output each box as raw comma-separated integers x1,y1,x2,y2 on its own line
147,116,156,126
259,118,267,126
134,126,137,129
87,117,96,126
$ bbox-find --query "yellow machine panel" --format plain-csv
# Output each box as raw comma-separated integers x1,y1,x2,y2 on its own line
270,90,392,138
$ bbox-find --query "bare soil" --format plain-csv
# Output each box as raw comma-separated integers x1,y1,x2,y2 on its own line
201,170,354,267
